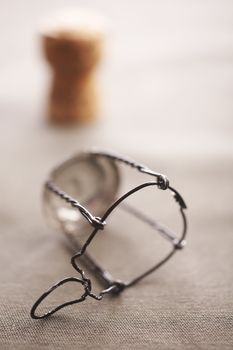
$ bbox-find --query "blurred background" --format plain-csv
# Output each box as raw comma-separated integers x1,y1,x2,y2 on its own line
1,0,232,225
1,0,233,158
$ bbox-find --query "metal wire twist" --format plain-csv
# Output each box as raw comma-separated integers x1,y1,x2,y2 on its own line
45,181,106,230
91,149,170,190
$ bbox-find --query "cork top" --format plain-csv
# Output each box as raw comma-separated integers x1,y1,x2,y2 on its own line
40,9,107,41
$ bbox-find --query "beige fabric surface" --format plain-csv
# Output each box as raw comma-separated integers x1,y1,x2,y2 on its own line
0,152,233,349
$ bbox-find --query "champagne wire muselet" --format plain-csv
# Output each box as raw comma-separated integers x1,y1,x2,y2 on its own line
30,150,188,319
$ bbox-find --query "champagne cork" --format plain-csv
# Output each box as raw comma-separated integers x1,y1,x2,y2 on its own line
40,10,106,124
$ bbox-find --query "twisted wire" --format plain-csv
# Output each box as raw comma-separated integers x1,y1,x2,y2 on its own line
45,180,105,230
91,150,169,189
31,150,187,319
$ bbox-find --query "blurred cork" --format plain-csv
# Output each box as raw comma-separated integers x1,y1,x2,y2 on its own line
40,10,106,124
